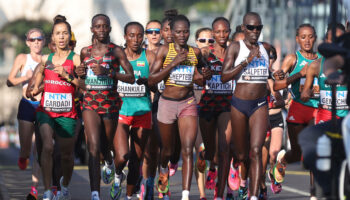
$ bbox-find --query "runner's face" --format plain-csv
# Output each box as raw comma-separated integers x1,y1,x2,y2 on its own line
296,27,316,51
125,25,144,52
146,22,161,46
213,20,230,46
172,20,190,46
243,17,262,44
195,31,213,48
91,16,111,41
52,23,70,50
161,21,172,43
26,31,44,54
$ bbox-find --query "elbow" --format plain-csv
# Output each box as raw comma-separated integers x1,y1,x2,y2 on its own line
6,79,14,87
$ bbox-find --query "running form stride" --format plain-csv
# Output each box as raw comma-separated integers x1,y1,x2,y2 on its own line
148,14,211,200
221,12,272,200
75,14,135,200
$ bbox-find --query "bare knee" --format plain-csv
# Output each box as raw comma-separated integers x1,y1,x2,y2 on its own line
250,146,261,161
181,146,193,160
42,142,54,156
87,141,99,158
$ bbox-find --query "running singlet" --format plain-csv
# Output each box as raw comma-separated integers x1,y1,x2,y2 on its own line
83,43,121,114
199,46,232,113
118,49,151,116
164,43,198,87
22,54,39,88
234,40,269,83
38,51,76,119
318,58,348,117
290,51,321,108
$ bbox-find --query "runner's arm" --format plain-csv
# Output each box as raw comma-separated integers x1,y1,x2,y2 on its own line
193,48,211,86
221,42,241,83
301,59,321,102
31,55,48,96
7,54,28,87
114,46,135,84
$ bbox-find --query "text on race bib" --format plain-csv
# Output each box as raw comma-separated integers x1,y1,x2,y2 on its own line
240,58,269,82
44,92,72,112
205,75,233,94
168,65,194,86
320,90,348,110
117,80,146,97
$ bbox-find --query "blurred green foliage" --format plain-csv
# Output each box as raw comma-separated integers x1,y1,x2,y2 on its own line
0,19,53,55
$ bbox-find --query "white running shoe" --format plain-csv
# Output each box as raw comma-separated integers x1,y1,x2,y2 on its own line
57,177,71,200
43,190,54,200
102,160,115,184
91,192,100,200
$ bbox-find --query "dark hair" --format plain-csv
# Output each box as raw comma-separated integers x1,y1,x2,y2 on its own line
296,23,317,38
212,17,230,28
243,12,261,24
326,23,345,35
52,15,71,36
169,15,190,30
91,14,111,26
25,28,45,40
270,45,277,61
231,25,244,41
161,9,178,28
146,20,161,29
195,27,212,40
124,21,144,35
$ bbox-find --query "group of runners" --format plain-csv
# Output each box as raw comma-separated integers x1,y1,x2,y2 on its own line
6,8,349,200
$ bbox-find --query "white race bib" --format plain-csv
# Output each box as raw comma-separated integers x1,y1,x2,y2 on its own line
117,81,146,97
320,90,348,110
44,92,72,112
168,65,195,86
205,75,233,94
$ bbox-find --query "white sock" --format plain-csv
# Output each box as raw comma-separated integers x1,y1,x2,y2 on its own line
182,190,189,199
125,196,132,200
160,166,168,174
115,172,123,184
215,198,223,200
250,196,258,200
91,191,99,197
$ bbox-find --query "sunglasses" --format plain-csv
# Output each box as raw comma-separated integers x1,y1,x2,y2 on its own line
27,36,44,42
245,25,263,31
145,28,160,34
197,38,215,44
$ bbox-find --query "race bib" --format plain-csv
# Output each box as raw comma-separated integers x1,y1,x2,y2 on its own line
320,90,348,110
168,65,195,86
85,64,114,90
158,81,165,91
205,75,233,94
240,58,269,82
299,77,320,98
117,80,146,97
44,92,72,112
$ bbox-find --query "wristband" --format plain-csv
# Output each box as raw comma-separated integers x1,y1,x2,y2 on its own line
66,74,74,83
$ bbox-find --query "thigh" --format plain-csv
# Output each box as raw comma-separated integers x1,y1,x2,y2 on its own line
230,106,249,154
114,123,130,158
270,127,283,152
158,121,177,150
130,127,150,158
249,105,269,149
56,135,76,156
83,110,102,146
178,116,197,149
102,113,118,142
217,112,232,149
18,120,35,137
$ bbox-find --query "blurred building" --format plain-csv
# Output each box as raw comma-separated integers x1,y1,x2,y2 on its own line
0,0,149,125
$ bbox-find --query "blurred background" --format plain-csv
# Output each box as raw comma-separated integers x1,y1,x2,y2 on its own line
0,0,348,147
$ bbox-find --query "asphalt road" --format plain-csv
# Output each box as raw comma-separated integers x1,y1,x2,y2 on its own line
0,147,311,200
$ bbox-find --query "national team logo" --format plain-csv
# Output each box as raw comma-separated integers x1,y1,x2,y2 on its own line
137,61,145,67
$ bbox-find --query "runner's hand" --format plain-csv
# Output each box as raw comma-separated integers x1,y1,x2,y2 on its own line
53,65,68,78
247,45,260,63
91,63,107,75
75,63,86,77
136,77,148,85
273,69,285,80
202,67,212,80
299,63,308,77
172,49,188,67
31,87,39,97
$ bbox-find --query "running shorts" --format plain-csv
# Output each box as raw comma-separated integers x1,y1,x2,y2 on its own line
269,112,284,129
315,108,340,125
17,98,39,122
36,111,76,138
157,95,198,124
119,111,152,129
286,100,317,124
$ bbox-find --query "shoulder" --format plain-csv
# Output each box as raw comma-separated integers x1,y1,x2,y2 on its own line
261,42,271,50
145,49,155,58
191,46,201,55
41,54,49,64
72,54,81,65
14,53,27,64
284,53,297,63
156,44,169,57
309,58,322,69
80,46,90,56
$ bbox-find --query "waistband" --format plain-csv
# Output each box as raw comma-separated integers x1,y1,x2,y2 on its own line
161,90,194,101
22,97,40,105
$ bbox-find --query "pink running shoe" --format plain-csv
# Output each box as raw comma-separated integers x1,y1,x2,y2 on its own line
268,170,282,194
205,168,217,190
228,159,240,191
169,163,178,177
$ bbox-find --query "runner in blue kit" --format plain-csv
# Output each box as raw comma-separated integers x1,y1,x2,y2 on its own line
221,12,272,200
111,21,155,200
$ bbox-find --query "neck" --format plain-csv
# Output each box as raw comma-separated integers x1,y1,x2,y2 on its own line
125,47,142,60
148,43,160,51
55,48,70,57
243,39,258,48
174,43,187,51
300,49,316,58
214,43,227,52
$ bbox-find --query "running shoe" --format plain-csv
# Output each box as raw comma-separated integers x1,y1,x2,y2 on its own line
134,176,142,196
43,190,54,200
18,157,29,170
205,168,217,190
228,159,240,191
26,186,38,200
157,170,169,193
258,187,267,200
139,177,154,200
51,186,58,196
169,163,178,177
91,193,100,200
226,192,234,200
158,191,170,200
237,186,248,200
57,177,71,200
273,149,286,183
110,171,126,200
101,160,115,184
268,170,282,194
200,198,207,200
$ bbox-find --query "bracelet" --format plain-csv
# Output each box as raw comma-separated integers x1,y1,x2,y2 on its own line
245,58,249,65
66,74,74,83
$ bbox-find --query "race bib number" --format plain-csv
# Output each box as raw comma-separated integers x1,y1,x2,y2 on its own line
205,75,233,94
44,92,72,112
320,90,348,110
85,65,114,90
241,58,269,82
168,65,194,86
299,77,320,98
117,80,146,97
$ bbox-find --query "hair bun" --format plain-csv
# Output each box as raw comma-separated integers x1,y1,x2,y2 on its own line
53,15,66,24
164,9,178,18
